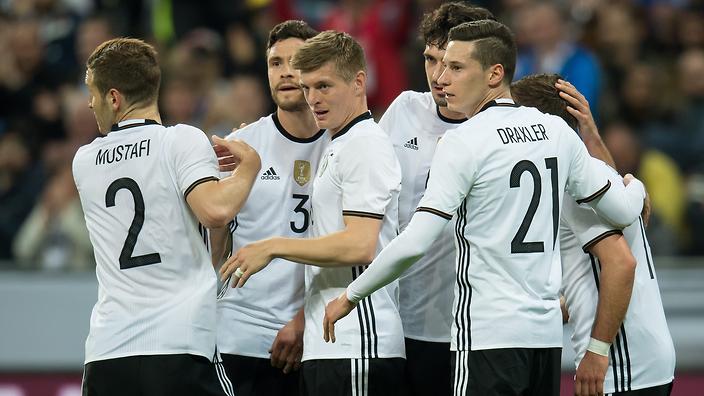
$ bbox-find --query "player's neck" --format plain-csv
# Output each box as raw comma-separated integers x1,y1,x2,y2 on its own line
276,107,319,139
437,105,466,121
330,98,368,136
468,88,512,118
113,104,162,127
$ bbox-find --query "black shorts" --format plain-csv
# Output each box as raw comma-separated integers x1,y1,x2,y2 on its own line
403,338,451,396
611,381,673,396
220,353,299,396
451,348,561,396
82,354,232,396
300,358,405,396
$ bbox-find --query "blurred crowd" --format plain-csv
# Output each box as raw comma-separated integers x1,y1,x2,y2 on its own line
1,0,703,271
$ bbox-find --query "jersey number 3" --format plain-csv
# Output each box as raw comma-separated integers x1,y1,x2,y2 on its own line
509,157,559,253
105,177,162,269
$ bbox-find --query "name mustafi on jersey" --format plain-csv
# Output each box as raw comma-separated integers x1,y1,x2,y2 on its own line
497,123,548,145
95,139,152,165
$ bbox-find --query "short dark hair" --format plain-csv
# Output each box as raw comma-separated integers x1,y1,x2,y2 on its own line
448,20,517,85
419,2,495,49
511,74,578,131
291,31,366,82
267,20,318,52
87,38,161,106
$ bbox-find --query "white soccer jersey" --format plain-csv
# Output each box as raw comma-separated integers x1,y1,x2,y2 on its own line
560,166,675,394
417,99,617,352
379,91,464,342
73,119,220,364
303,111,405,361
216,113,328,358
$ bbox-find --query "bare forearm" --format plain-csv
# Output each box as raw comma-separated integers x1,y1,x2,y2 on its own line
590,238,636,342
582,132,616,168
271,231,376,267
209,226,230,268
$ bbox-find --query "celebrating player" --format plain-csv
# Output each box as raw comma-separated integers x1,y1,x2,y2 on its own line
74,38,259,396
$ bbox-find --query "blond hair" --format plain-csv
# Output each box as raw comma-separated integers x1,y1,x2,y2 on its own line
290,30,366,81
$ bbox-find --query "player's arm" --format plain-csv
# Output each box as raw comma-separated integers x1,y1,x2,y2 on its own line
575,234,636,396
186,136,260,228
556,79,615,168
209,226,230,268
323,133,475,342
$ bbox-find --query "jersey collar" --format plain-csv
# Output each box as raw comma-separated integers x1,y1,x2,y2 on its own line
110,119,160,132
331,111,373,141
477,98,520,115
436,105,467,124
272,112,326,143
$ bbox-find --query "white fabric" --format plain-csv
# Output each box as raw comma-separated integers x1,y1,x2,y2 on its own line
216,113,329,358
347,100,645,352
73,120,220,363
560,171,676,394
302,113,405,361
379,91,462,342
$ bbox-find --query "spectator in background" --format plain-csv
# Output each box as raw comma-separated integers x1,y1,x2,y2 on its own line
321,0,412,112
73,15,115,85
603,122,685,255
513,1,602,120
0,129,45,263
13,164,94,271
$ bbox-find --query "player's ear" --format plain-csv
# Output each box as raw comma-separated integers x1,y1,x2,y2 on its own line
487,63,505,88
353,70,366,96
107,88,121,111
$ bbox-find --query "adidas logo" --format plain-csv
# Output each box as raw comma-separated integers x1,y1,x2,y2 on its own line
261,167,280,180
404,137,419,150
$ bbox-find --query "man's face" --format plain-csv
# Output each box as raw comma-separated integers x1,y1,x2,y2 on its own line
85,68,112,134
299,61,359,132
424,44,449,107
267,38,308,112
438,40,489,116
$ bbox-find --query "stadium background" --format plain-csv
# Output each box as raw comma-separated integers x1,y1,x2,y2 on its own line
0,0,702,394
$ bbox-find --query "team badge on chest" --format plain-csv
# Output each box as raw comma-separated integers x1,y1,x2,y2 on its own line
293,160,311,186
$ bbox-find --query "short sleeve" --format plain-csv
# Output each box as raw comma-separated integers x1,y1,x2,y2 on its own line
378,93,404,141
564,123,611,203
338,135,401,219
416,132,476,219
562,198,622,253
167,124,219,197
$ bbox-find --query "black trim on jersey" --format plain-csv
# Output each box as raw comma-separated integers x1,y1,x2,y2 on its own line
610,325,633,392
454,197,471,351
184,176,219,198
272,112,326,143
582,230,623,253
589,253,600,291
621,324,633,391
476,99,520,115
416,206,453,220
110,119,160,132
343,210,384,220
352,266,379,359
576,180,611,204
638,217,655,279
436,105,467,124
331,111,373,141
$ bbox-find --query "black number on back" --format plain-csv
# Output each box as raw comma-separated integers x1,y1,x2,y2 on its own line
290,194,310,233
509,157,559,253
105,177,162,269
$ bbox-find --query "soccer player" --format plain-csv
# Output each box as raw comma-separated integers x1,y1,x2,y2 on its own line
210,20,328,396
378,4,493,396
74,38,260,396
512,75,676,396
322,20,648,396
220,31,405,396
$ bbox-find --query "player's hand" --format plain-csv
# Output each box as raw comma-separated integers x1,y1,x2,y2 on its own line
556,79,598,138
641,191,651,227
323,291,357,343
211,135,259,172
574,350,608,396
219,239,274,287
269,315,304,374
560,295,570,324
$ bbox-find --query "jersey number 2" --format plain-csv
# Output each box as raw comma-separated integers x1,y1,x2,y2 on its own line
509,157,559,253
105,177,162,269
